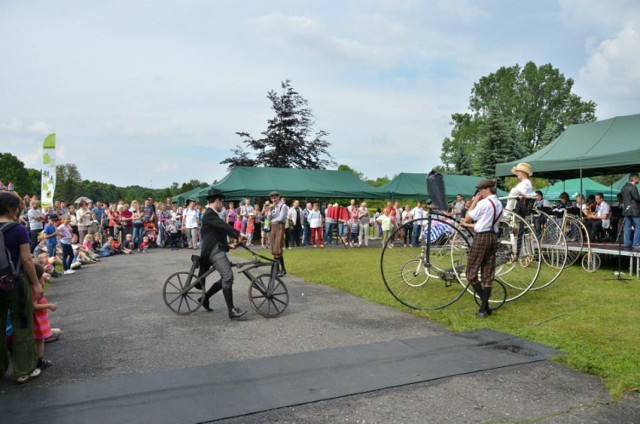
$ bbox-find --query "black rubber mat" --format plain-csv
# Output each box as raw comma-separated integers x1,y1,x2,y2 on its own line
3,329,560,424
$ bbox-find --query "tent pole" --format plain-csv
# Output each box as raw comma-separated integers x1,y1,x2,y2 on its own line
580,168,583,198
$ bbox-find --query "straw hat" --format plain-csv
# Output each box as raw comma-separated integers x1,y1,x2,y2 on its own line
511,162,533,177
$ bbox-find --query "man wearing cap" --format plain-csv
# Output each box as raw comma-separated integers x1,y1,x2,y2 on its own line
268,191,289,276
462,179,503,318
621,173,640,250
506,162,534,211
197,189,247,319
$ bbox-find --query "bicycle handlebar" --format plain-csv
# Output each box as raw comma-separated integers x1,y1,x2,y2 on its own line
237,243,276,264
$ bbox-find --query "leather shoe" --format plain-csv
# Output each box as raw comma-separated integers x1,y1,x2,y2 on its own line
229,308,247,319
277,270,287,277
198,297,213,312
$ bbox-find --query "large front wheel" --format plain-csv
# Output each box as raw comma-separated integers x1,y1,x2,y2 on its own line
163,272,205,315
381,217,471,310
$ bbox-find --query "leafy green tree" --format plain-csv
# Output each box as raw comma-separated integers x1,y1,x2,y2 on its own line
0,152,40,195
474,108,522,178
222,80,335,170
440,62,597,174
56,163,83,202
179,179,209,193
337,164,365,180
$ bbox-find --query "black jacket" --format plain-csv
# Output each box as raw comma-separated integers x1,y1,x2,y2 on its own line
621,182,640,216
200,207,240,257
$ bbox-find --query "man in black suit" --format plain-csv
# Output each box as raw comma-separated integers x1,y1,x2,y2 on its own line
198,189,247,319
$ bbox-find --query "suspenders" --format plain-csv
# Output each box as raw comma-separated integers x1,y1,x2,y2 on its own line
487,198,503,232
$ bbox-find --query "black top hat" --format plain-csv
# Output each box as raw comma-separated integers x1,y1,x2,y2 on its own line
205,188,225,201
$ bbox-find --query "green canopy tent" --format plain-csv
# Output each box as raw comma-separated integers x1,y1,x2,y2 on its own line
495,114,640,180
379,173,507,200
171,187,205,205
539,178,616,202
197,167,388,199
611,174,631,192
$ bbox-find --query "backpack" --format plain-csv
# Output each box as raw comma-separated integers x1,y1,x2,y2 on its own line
0,222,21,291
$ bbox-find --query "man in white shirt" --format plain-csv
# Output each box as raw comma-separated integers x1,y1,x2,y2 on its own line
584,193,611,242
27,200,45,252
182,200,200,249
287,200,303,247
462,179,503,318
410,202,423,247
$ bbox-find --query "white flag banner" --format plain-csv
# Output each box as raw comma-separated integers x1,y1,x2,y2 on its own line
41,133,56,208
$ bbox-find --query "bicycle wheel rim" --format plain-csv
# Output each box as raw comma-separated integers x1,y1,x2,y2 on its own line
380,217,471,310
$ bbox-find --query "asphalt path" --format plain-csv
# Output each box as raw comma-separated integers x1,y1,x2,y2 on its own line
1,247,638,423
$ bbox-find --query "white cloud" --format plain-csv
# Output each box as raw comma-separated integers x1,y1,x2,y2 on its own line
558,0,639,33
429,0,489,24
159,160,178,172
578,17,640,116
0,119,51,136
27,121,50,135
254,14,403,68
0,119,23,132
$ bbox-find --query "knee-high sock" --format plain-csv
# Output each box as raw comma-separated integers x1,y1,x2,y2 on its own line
481,286,492,313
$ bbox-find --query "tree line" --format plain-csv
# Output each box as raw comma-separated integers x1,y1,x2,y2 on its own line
0,152,209,203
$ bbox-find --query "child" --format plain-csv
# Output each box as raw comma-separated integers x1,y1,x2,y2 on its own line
122,233,134,252
165,219,179,250
43,216,58,258
349,209,359,247
376,208,393,248
245,209,255,246
93,233,111,257
82,234,95,253
139,236,149,253
81,234,100,262
33,264,58,369
71,234,94,265
33,232,48,256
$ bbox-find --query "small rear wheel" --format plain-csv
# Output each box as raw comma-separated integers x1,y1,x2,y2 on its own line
401,259,429,287
582,252,601,272
163,272,205,315
249,273,289,317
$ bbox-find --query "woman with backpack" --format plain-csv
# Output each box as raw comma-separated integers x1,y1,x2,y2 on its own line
0,191,43,384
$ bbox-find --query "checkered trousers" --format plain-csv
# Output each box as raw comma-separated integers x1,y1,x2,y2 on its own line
465,232,498,287
270,222,285,258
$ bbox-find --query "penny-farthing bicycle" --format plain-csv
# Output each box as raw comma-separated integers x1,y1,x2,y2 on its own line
162,245,289,317
380,212,507,311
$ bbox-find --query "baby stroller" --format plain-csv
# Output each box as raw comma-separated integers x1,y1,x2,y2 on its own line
143,222,158,248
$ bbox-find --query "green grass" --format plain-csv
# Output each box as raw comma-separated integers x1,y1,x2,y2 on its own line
239,247,640,399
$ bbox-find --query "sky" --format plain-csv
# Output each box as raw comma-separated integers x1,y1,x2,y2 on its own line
1,0,639,189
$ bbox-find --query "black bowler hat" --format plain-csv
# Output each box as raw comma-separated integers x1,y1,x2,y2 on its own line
205,189,225,201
